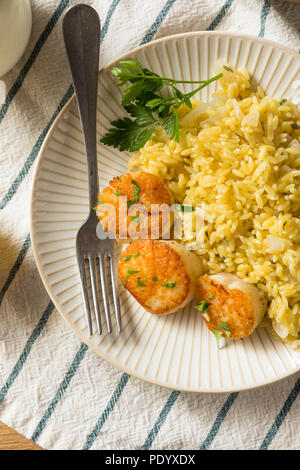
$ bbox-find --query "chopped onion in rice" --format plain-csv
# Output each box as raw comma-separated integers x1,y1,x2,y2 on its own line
264,235,286,253
242,111,260,127
232,98,244,121
180,103,209,127
210,95,225,106
287,139,300,154
272,321,289,339
199,118,213,129
208,106,227,122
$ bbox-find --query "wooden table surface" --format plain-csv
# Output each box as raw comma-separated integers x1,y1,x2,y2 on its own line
0,421,42,450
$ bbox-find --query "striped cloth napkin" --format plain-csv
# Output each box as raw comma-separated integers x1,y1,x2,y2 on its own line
1,0,300,451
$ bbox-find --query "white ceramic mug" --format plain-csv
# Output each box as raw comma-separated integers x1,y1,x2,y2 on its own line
0,0,32,77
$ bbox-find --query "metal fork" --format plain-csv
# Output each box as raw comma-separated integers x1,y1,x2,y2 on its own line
63,4,121,335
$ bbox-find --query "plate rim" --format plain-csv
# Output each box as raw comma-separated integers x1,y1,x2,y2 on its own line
30,30,300,393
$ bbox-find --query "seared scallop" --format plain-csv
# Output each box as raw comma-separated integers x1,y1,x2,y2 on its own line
196,273,267,339
118,240,202,314
96,172,173,239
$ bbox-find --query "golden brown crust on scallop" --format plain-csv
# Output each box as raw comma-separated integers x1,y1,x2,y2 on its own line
118,240,191,314
196,275,256,339
97,172,173,239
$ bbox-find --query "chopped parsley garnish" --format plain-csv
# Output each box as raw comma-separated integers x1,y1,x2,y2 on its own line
137,277,146,287
216,254,227,264
133,252,139,258
195,300,210,313
254,283,259,288
291,123,300,129
207,294,214,299
131,215,140,222
152,276,158,281
218,322,231,337
183,161,190,166
161,282,176,288
115,188,121,196
127,180,140,207
116,176,121,181
149,190,154,194
213,329,223,348
123,255,132,262
219,321,230,330
223,65,233,72
100,58,223,152
279,98,287,105
131,180,140,201
127,269,140,275
98,201,105,205
123,275,129,285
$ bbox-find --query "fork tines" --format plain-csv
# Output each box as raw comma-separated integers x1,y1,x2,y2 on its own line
77,251,121,336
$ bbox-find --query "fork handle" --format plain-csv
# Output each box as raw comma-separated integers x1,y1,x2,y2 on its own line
63,4,100,211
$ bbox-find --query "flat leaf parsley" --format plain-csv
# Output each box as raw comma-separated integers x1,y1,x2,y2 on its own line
100,58,223,152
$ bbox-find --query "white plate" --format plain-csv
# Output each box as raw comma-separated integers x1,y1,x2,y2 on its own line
31,32,300,392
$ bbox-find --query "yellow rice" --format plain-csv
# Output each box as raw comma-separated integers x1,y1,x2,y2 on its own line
128,66,300,349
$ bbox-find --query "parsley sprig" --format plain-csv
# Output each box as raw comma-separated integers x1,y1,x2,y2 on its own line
100,59,223,152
